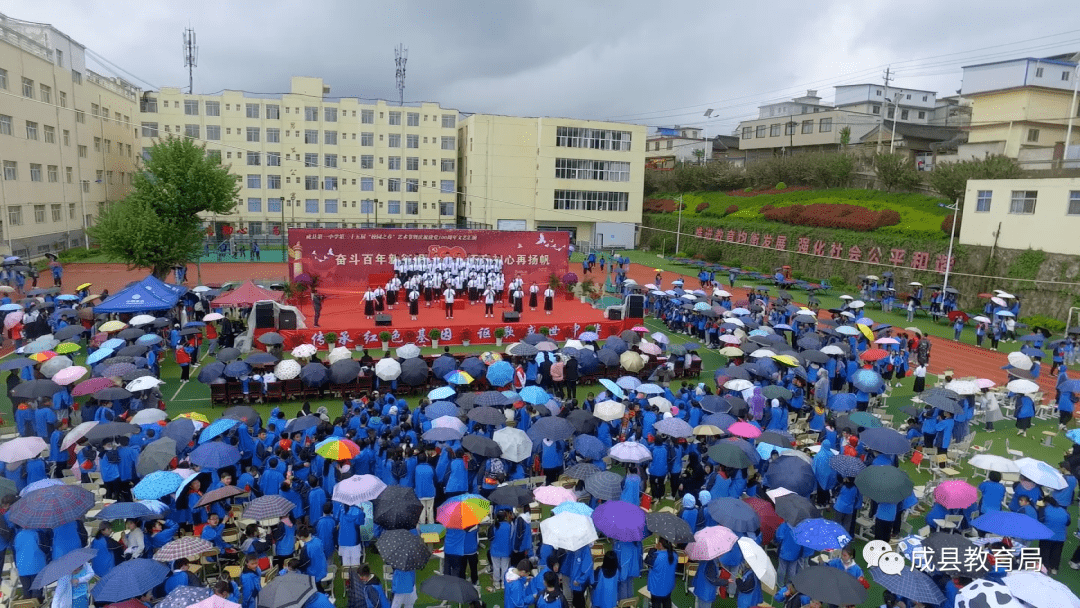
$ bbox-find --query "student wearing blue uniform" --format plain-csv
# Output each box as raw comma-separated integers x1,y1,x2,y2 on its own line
503,561,532,608
240,555,262,608
1040,496,1070,574
979,471,1007,513
14,528,46,600
489,510,513,590
593,551,620,608
645,537,677,608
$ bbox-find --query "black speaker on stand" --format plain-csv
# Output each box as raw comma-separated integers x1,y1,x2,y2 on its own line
255,303,276,328
278,310,297,330
375,314,392,327
502,311,520,323
625,294,645,318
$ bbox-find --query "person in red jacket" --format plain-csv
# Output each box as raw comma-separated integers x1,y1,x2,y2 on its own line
176,340,192,382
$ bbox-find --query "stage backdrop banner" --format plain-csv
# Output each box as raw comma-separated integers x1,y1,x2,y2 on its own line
287,229,571,290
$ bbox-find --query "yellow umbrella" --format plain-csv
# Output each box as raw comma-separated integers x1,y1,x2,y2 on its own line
76,283,93,291
80,294,101,305
177,412,210,424
856,323,874,341
693,425,723,437
55,342,82,354
99,320,127,332
719,346,744,357
773,354,800,367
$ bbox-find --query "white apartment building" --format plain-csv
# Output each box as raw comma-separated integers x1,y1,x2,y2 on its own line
645,126,711,169
833,84,938,124
0,12,141,257
139,76,460,239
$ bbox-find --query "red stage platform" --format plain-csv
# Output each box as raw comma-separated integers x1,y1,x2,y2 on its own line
275,293,632,350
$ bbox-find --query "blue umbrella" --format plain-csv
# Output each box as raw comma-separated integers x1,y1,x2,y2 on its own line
183,321,206,328
92,558,170,603
132,471,183,500
552,502,593,516
0,303,22,312
596,349,620,367
520,386,550,405
189,442,241,469
199,417,240,444
1060,379,1080,394
94,501,159,521
1067,428,1080,445
599,379,625,400
616,376,642,390
699,395,731,414
158,586,214,608
869,567,946,606
578,331,599,341
702,413,736,429
1021,346,1045,358
162,418,196,448
19,478,63,496
443,371,472,386
422,427,462,442
603,336,628,354
460,357,485,378
431,355,459,379
475,391,512,407
101,338,126,350
528,416,575,442
300,362,329,386
971,512,1054,539
705,497,760,534
794,517,853,550
828,393,857,412
136,333,163,345
86,348,114,365
426,401,460,418
763,455,815,496
486,361,514,387
577,349,599,374
850,369,884,393
31,547,98,589
197,362,226,383
573,435,608,460
829,454,867,478
223,360,252,379
428,386,456,400
859,427,910,455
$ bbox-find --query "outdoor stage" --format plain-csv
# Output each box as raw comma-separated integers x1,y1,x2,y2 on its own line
274,293,633,350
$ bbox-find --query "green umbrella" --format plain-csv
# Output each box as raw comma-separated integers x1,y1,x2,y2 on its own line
855,465,914,503
842,411,882,431
761,385,793,401
708,442,753,469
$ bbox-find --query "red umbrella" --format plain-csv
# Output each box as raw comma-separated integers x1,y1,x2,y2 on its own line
947,311,970,323
860,348,888,362
977,293,994,298
72,377,118,397
742,496,781,545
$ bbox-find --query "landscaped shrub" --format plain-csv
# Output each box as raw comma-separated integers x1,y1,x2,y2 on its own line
644,198,681,212
940,212,961,237
695,202,710,213
776,182,787,190
760,203,902,232
724,204,739,216
727,186,812,197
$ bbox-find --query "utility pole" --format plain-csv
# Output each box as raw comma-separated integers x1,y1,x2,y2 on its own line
394,44,407,107
675,194,683,255
941,199,959,296
1065,53,1080,167
889,90,903,154
182,28,198,94
876,67,892,153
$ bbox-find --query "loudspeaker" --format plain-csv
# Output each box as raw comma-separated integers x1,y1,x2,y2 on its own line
502,311,520,322
278,310,297,330
625,294,645,319
606,307,623,320
255,303,276,329
375,314,392,327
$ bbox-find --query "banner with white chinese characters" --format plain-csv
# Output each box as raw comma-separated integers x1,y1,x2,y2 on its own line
275,318,632,350
287,229,571,290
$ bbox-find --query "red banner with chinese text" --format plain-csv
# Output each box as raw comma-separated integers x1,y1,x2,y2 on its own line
287,229,571,291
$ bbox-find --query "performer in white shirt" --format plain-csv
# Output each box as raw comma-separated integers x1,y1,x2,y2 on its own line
544,286,556,315
529,284,540,311
512,288,524,314
408,288,420,321
483,287,496,318
362,288,375,319
443,286,456,320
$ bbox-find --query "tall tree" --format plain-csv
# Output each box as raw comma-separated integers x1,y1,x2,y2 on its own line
873,152,922,192
927,154,1023,203
89,136,239,278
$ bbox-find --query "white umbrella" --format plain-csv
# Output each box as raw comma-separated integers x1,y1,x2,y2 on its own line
192,286,211,293
997,291,1016,299
431,416,466,433
130,409,168,425
820,345,845,356
650,332,669,345
61,421,99,451
126,376,164,392
748,349,776,359
909,282,922,287
719,335,741,345
375,358,402,381
1004,570,1080,608
1016,457,1068,490
609,441,652,464
648,396,672,413
736,537,776,589
327,347,352,364
944,380,980,396
396,344,421,359
202,312,224,322
129,314,157,326
848,300,866,309
1007,351,1033,370
724,379,754,391
540,512,597,551
968,454,1020,473
0,437,47,463
594,400,625,422
838,295,854,301
291,344,317,358
956,580,1023,608
563,339,584,350
973,316,992,324
274,359,302,380
713,289,731,297
991,296,1008,307
39,356,72,378
623,279,638,286
1006,379,1039,394
493,427,532,463
864,275,880,281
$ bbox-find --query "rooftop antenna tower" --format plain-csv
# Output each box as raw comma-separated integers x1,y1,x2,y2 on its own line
183,28,198,94
395,43,407,106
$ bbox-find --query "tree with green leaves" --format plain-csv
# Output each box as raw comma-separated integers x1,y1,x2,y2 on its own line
873,152,922,192
89,136,240,278
927,154,1023,203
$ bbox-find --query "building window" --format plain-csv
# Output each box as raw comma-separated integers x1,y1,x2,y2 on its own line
51,204,61,222
554,159,631,182
1027,129,1040,143
387,200,401,214
871,104,880,115
248,198,262,212
63,130,69,145
440,201,454,215
755,125,766,138
361,132,374,146
29,164,42,182
918,111,926,119
75,110,84,123
184,100,199,115
406,157,419,171
141,122,159,137
819,118,832,132
440,180,454,194
324,131,337,145
71,70,81,84
78,145,87,158
441,136,456,150
555,127,632,151
770,124,781,137
441,158,455,172
266,128,280,143
801,120,814,134
305,130,319,144
361,178,374,191
246,103,260,119
1009,190,1037,214
388,178,401,192
361,109,374,124
388,111,401,126
3,161,16,180
887,107,895,119
742,127,752,139
305,199,319,213
0,68,6,89
442,114,456,128
247,175,261,189
388,134,401,148
305,175,319,190
406,179,418,193
361,155,374,169
900,109,909,120
204,101,219,116
7,207,20,225
266,175,281,189
267,198,282,212
47,165,58,182
0,115,10,136
1069,191,1080,215
247,152,261,166
58,91,66,108
1064,71,1072,82
406,134,419,148
407,112,419,126
140,96,157,112
266,152,281,166
321,107,337,122
34,205,45,223
265,104,279,119
320,199,338,214
361,199,374,213
22,78,33,98
324,154,338,168
25,121,38,140
39,85,51,104
405,201,419,215
184,124,200,139
69,203,75,218
975,190,992,212
304,107,319,121
1036,67,1044,77
554,190,630,212
388,156,401,170
65,167,72,183
246,127,260,142
325,177,338,191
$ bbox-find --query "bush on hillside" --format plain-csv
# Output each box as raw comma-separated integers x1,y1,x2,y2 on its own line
760,203,902,232
776,182,787,190
724,204,739,216
695,202,710,213
940,212,962,237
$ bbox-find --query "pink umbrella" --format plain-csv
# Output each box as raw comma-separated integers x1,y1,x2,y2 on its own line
189,596,241,608
976,378,996,389
3,311,22,330
72,377,118,397
728,421,762,439
934,479,979,509
639,342,662,356
91,332,110,346
719,335,741,345
52,365,88,386
631,326,647,332
533,485,577,506
873,337,900,345
686,525,738,560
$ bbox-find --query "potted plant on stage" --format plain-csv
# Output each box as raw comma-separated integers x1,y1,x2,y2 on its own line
539,326,550,337
562,272,579,301
324,331,338,351
379,331,391,351
460,328,472,347
495,327,505,346
428,328,441,349
579,277,597,305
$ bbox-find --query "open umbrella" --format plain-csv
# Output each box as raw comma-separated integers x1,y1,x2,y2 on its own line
0,436,47,462
92,559,170,603
646,511,695,543
437,494,491,529
829,454,866,478
855,465,914,503
773,494,821,526
737,536,777,589
492,427,532,462
934,479,979,509
154,536,214,561
584,471,623,501
529,416,575,441
1003,570,1080,608
763,455,814,496
195,485,245,509
971,511,1053,539
332,474,387,505
420,575,480,605
534,485,577,506
488,485,534,508
792,565,867,607
706,497,761,535
794,517,852,551
258,572,316,608
189,442,241,469
1016,457,1068,489
685,525,738,560
869,567,946,605
590,500,646,542
136,439,178,477
243,495,296,520
372,486,424,530
859,427,910,455
31,546,98,589
8,484,94,529
609,441,652,464
708,442,753,469
376,528,432,571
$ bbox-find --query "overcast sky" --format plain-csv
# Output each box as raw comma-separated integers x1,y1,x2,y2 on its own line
8,1,1080,135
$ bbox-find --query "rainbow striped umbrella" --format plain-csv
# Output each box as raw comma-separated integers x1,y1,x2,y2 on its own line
436,494,491,529
177,412,210,424
316,438,361,460
443,370,474,385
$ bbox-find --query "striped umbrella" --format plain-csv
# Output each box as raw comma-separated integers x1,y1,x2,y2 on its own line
436,494,490,529
315,438,361,461
331,474,386,505
243,495,295,520
153,536,214,561
7,484,94,529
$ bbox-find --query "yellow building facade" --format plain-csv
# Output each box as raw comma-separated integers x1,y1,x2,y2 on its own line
960,177,1080,253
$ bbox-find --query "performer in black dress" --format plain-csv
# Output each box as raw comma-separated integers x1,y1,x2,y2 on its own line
385,281,398,309
408,288,420,321
544,286,555,315
529,284,539,311
362,288,375,319
374,286,385,313
512,288,524,314
423,280,434,308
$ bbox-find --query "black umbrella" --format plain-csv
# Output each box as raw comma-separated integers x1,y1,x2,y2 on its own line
116,328,145,341
757,431,794,447
488,484,534,507
116,344,149,357
645,512,694,543
523,333,549,346
698,395,730,414
258,572,316,608
246,351,279,366
567,409,598,434
792,565,867,607
376,528,432,571
12,379,61,399
151,318,172,328
596,349,620,367
372,486,423,530
922,392,962,414
461,434,502,458
54,325,87,341
706,497,761,534
178,327,202,336
584,471,623,501
137,438,178,476
216,347,242,362
223,405,261,427
460,357,485,378
467,406,507,427
529,416,575,441
923,531,975,556
564,463,601,481
329,359,361,384
399,358,429,386
284,415,322,435
420,575,480,604
257,332,284,345
95,387,132,401
299,362,329,387
773,494,820,526
508,342,539,357
0,357,35,371
855,465,914,503
84,422,140,443
221,361,252,379
475,391,513,407
431,354,458,379
197,361,226,383
859,427,910,455
708,442,753,468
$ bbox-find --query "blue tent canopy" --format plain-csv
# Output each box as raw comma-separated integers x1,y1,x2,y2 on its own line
94,275,185,314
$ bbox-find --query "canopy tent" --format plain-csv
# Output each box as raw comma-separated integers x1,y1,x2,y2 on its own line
212,280,283,307
94,275,186,314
